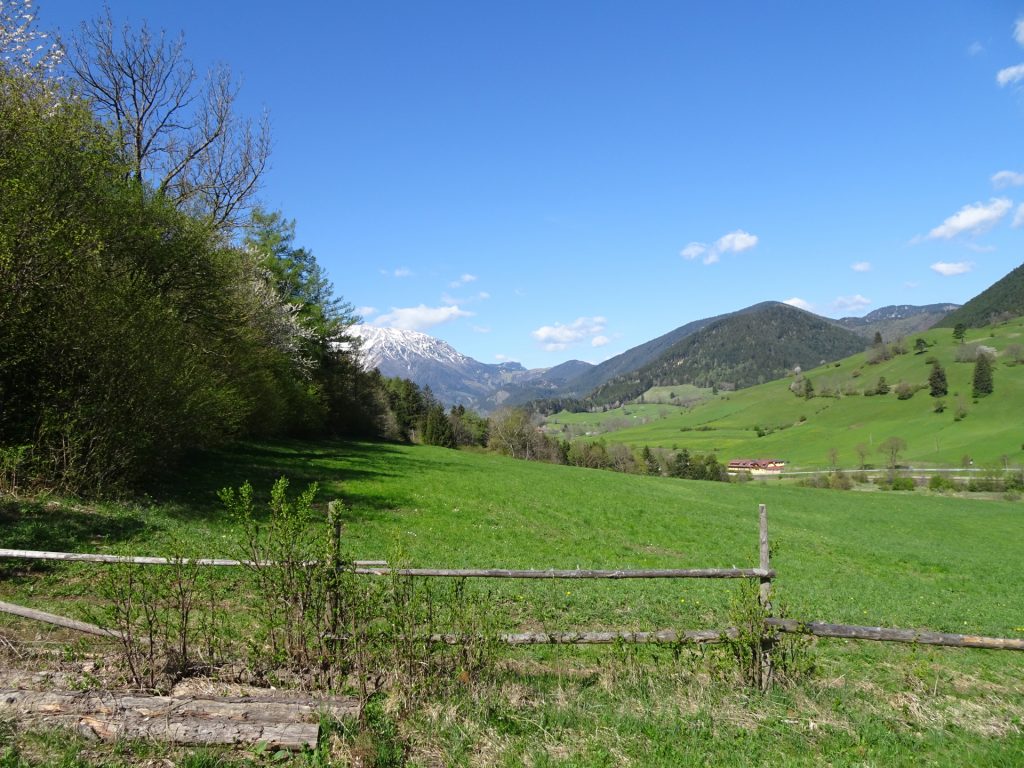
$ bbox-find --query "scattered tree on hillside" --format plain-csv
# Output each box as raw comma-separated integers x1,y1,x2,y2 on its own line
894,381,915,400
953,323,967,344
488,408,534,459
855,443,870,469
802,378,814,398
641,445,660,476
875,376,889,395
914,337,927,354
65,8,270,230
928,362,948,397
878,436,907,472
828,447,839,470
422,404,456,448
873,331,883,347
972,353,994,398
669,448,692,479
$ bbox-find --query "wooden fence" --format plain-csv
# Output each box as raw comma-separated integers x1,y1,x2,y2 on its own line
2,503,1023,658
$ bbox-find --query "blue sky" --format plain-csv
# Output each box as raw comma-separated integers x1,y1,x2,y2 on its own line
38,1,1024,369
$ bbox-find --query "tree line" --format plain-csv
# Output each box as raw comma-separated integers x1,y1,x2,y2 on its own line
0,4,461,493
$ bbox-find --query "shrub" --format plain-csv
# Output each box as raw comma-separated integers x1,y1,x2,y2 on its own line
891,477,915,491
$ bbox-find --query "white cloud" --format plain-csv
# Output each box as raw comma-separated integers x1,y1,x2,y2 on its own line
680,242,707,260
1014,203,1024,227
531,316,607,352
1016,18,1024,46
783,297,814,311
591,335,610,348
966,243,997,253
851,261,872,272
356,306,377,318
380,267,413,278
681,229,759,266
375,304,472,330
833,294,872,312
473,325,491,334
926,198,1011,239
930,261,974,276
714,230,759,254
449,273,477,287
478,291,490,300
968,41,984,56
991,170,1024,188
997,63,1024,86
494,353,509,361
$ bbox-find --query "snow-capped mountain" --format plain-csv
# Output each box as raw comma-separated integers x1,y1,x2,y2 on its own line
351,325,592,412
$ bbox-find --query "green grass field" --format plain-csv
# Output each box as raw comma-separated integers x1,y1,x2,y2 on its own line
2,440,1023,765
548,319,1024,470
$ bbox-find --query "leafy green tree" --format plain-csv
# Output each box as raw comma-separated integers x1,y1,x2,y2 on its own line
872,331,884,346
875,376,889,395
914,338,927,354
802,378,814,398
972,353,994,398
928,362,948,397
953,323,967,343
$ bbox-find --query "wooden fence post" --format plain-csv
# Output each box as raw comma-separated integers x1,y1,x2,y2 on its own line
758,503,774,690
327,500,343,656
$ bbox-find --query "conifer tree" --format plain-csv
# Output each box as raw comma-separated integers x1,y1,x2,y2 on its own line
972,354,994,398
928,362,948,397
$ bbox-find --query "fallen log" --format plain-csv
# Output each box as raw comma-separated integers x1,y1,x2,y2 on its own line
0,689,359,750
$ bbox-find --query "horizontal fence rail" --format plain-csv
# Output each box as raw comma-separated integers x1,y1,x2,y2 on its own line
352,566,774,579
767,618,1024,651
0,548,387,568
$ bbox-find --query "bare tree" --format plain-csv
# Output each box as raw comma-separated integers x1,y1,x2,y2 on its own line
878,437,907,472
64,8,269,231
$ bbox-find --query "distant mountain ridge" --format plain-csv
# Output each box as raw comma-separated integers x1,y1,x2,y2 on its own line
833,303,959,340
351,325,593,411
353,300,966,412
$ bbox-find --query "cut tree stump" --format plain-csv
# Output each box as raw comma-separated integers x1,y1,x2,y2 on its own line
0,689,359,750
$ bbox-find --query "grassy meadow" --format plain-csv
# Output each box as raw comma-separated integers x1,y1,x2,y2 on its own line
544,319,1024,470
2,439,1024,765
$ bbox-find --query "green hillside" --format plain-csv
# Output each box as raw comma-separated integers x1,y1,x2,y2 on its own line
936,261,1024,328
551,317,1024,469
3,440,1024,764
589,302,867,405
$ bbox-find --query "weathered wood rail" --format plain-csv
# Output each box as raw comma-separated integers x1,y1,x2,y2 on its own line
2,503,1021,656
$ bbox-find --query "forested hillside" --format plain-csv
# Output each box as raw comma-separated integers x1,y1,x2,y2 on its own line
935,262,1024,329
590,303,867,404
